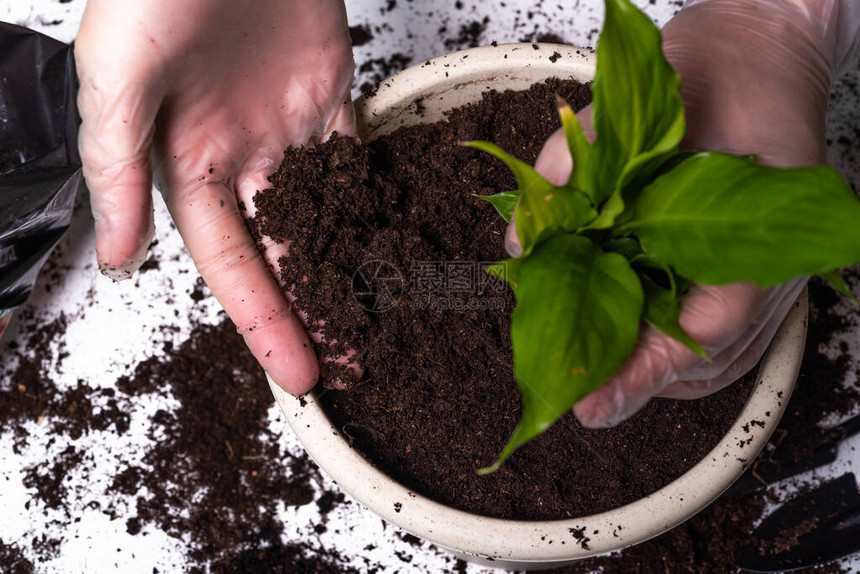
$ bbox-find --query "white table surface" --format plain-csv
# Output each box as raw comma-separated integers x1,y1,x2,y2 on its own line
2,0,860,572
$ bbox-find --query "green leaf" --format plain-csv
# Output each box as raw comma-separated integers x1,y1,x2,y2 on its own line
629,254,707,358
474,191,520,222
464,141,547,195
820,271,857,305
480,234,643,473
486,258,522,287
619,147,685,193
583,187,625,231
467,140,597,254
557,98,593,198
621,152,860,287
603,237,644,261
588,0,685,203
515,184,597,254
639,273,708,359
630,253,675,286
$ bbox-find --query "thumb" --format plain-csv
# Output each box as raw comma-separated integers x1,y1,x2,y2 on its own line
572,283,765,428
573,325,701,429
75,49,161,280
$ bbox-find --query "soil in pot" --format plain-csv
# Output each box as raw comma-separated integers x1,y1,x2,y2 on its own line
250,78,756,521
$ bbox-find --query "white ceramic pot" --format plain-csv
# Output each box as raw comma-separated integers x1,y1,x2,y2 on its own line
268,43,808,570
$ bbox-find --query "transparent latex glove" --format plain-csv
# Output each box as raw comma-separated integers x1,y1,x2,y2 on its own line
75,0,356,394
507,0,852,428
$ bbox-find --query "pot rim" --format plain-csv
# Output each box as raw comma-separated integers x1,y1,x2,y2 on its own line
267,43,807,566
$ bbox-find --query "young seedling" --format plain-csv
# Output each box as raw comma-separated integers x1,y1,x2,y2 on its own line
472,0,860,474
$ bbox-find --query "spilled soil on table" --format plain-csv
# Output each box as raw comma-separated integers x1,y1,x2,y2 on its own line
0,305,361,572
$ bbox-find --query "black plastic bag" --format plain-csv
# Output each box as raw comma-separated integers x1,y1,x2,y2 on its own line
0,22,81,329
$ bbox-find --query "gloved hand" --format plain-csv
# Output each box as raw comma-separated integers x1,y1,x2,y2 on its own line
75,0,356,394
508,0,860,428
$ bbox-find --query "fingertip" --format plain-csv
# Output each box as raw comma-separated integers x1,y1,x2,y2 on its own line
573,384,627,429
575,106,596,143
504,215,523,258
573,367,656,429
677,283,763,351
248,323,320,395
268,359,320,396
534,129,572,186
236,302,320,396
88,159,156,281
95,209,154,281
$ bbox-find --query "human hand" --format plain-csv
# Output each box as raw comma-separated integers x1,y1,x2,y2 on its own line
508,0,855,427
75,0,356,393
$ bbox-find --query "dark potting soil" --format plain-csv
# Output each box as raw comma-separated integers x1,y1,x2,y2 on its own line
0,541,34,574
251,79,756,520
0,298,358,571
444,17,490,50
348,24,374,47
112,320,325,569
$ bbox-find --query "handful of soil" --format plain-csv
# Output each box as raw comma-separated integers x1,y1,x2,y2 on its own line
250,79,755,520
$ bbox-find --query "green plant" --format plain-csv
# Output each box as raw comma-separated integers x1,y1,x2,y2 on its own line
473,0,860,474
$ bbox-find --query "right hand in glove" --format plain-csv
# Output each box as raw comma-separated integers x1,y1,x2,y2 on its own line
75,0,356,394
508,0,859,428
